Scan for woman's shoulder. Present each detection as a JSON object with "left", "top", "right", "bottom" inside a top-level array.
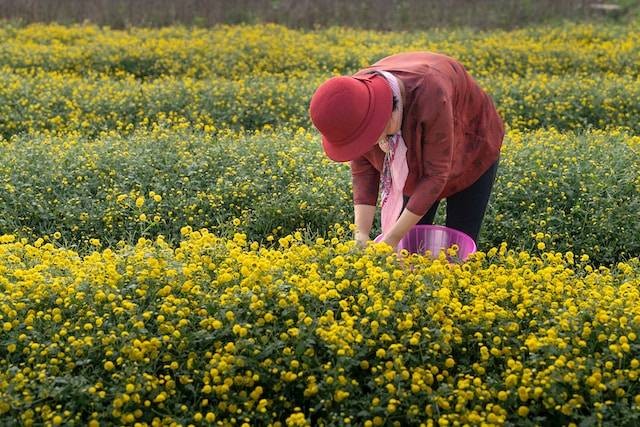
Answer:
[{"left": 360, "top": 52, "right": 458, "bottom": 91}]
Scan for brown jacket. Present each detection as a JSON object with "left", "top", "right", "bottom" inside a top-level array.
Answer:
[{"left": 351, "top": 52, "right": 504, "bottom": 216}]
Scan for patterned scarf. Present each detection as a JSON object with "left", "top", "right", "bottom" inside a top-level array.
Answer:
[{"left": 377, "top": 70, "right": 409, "bottom": 235}]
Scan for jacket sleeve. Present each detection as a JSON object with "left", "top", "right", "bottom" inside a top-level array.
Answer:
[
  {"left": 350, "top": 155, "right": 380, "bottom": 206},
  {"left": 404, "top": 80, "right": 454, "bottom": 216}
]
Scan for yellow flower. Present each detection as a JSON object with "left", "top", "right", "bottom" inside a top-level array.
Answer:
[
  {"left": 285, "top": 412, "right": 307, "bottom": 426},
  {"left": 335, "top": 390, "right": 350, "bottom": 402}
]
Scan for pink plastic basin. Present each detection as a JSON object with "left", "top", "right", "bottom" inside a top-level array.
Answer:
[{"left": 375, "top": 225, "right": 476, "bottom": 261}]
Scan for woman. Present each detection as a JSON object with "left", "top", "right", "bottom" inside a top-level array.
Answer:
[{"left": 309, "top": 51, "right": 504, "bottom": 249}]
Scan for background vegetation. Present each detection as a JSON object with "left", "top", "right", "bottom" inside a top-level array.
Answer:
[{"left": 0, "top": 0, "right": 638, "bottom": 30}]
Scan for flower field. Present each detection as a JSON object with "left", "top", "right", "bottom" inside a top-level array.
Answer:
[{"left": 0, "top": 21, "right": 639, "bottom": 426}]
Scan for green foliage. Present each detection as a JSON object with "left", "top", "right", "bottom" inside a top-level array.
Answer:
[
  {"left": 0, "top": 127, "right": 352, "bottom": 251},
  {"left": 0, "top": 127, "right": 637, "bottom": 265},
  {"left": 483, "top": 129, "right": 640, "bottom": 264}
]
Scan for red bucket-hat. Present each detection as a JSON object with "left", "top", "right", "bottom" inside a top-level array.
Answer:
[{"left": 309, "top": 73, "right": 392, "bottom": 162}]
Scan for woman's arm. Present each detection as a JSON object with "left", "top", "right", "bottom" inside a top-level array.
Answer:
[
  {"left": 350, "top": 155, "right": 380, "bottom": 245},
  {"left": 404, "top": 78, "right": 454, "bottom": 217},
  {"left": 383, "top": 77, "right": 454, "bottom": 248},
  {"left": 354, "top": 204, "right": 376, "bottom": 244},
  {"left": 382, "top": 208, "right": 422, "bottom": 248}
]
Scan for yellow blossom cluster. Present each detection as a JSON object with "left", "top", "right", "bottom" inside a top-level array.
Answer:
[
  {"left": 1, "top": 22, "right": 640, "bottom": 137},
  {"left": 0, "top": 228, "right": 638, "bottom": 425},
  {"left": 1, "top": 64, "right": 640, "bottom": 138},
  {"left": 0, "top": 22, "right": 638, "bottom": 78}
]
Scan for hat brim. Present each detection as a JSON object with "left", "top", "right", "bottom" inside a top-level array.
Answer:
[{"left": 321, "top": 75, "right": 392, "bottom": 162}]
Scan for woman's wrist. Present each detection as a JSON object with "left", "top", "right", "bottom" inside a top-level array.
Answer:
[
  {"left": 355, "top": 230, "right": 370, "bottom": 241},
  {"left": 382, "top": 209, "right": 422, "bottom": 249}
]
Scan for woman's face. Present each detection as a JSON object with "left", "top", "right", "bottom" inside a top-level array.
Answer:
[{"left": 377, "top": 109, "right": 402, "bottom": 153}]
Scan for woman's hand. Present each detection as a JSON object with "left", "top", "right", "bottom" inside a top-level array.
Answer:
[
  {"left": 355, "top": 231, "right": 370, "bottom": 248},
  {"left": 379, "top": 209, "right": 422, "bottom": 252},
  {"left": 381, "top": 234, "right": 401, "bottom": 250},
  {"left": 354, "top": 204, "right": 375, "bottom": 249}
]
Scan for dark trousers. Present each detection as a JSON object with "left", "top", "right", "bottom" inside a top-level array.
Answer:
[{"left": 402, "top": 159, "right": 499, "bottom": 242}]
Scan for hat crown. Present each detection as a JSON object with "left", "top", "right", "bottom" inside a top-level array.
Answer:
[
  {"left": 309, "top": 76, "right": 373, "bottom": 146},
  {"left": 309, "top": 73, "right": 392, "bottom": 162}
]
